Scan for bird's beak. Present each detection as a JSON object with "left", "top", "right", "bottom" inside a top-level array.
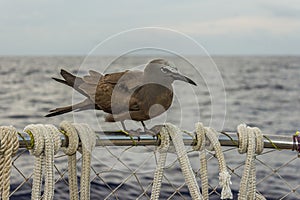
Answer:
[{"left": 172, "top": 73, "right": 197, "bottom": 86}]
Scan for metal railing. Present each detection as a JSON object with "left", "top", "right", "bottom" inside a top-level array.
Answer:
[
  {"left": 17, "top": 130, "right": 295, "bottom": 149},
  {"left": 6, "top": 130, "right": 300, "bottom": 199}
]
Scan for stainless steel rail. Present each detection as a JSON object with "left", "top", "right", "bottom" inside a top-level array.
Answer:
[{"left": 15, "top": 131, "right": 295, "bottom": 151}]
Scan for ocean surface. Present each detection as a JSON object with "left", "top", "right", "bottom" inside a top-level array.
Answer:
[{"left": 1, "top": 56, "right": 299, "bottom": 199}]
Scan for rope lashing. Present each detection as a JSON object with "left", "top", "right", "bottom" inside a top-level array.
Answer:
[
  {"left": 150, "top": 125, "right": 170, "bottom": 200},
  {"left": 60, "top": 121, "right": 96, "bottom": 200},
  {"left": 0, "top": 126, "right": 19, "bottom": 200},
  {"left": 237, "top": 124, "right": 265, "bottom": 200},
  {"left": 292, "top": 131, "right": 300, "bottom": 156},
  {"left": 24, "top": 124, "right": 61, "bottom": 200},
  {"left": 194, "top": 122, "right": 233, "bottom": 200},
  {"left": 152, "top": 123, "right": 203, "bottom": 200}
]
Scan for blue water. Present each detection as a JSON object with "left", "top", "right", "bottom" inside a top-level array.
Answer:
[{"left": 1, "top": 56, "right": 300, "bottom": 199}]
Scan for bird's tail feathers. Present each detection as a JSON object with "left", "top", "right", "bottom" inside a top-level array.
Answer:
[
  {"left": 45, "top": 99, "right": 95, "bottom": 117},
  {"left": 52, "top": 77, "right": 68, "bottom": 86},
  {"left": 60, "top": 69, "right": 82, "bottom": 87},
  {"left": 52, "top": 69, "right": 100, "bottom": 99},
  {"left": 45, "top": 105, "right": 73, "bottom": 117}
]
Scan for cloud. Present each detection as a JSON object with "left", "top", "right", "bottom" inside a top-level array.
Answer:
[
  {"left": 173, "top": 16, "right": 300, "bottom": 36},
  {"left": 1, "top": 1, "right": 300, "bottom": 55}
]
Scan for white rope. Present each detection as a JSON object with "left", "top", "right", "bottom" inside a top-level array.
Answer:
[
  {"left": 206, "top": 127, "right": 232, "bottom": 200},
  {"left": 44, "top": 124, "right": 62, "bottom": 199},
  {"left": 28, "top": 122, "right": 95, "bottom": 200},
  {"left": 237, "top": 124, "right": 266, "bottom": 200},
  {"left": 193, "top": 123, "right": 209, "bottom": 199},
  {"left": 0, "top": 122, "right": 272, "bottom": 200},
  {"left": 60, "top": 121, "right": 79, "bottom": 200},
  {"left": 150, "top": 126, "right": 170, "bottom": 200},
  {"left": 0, "top": 126, "right": 19, "bottom": 200},
  {"left": 27, "top": 125, "right": 43, "bottom": 200},
  {"left": 194, "top": 122, "right": 233, "bottom": 199},
  {"left": 60, "top": 121, "right": 96, "bottom": 200},
  {"left": 24, "top": 124, "right": 61, "bottom": 200},
  {"left": 164, "top": 123, "right": 203, "bottom": 200},
  {"left": 74, "top": 123, "right": 96, "bottom": 200}
]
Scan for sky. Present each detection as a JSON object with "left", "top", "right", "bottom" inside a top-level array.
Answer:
[{"left": 1, "top": 0, "right": 300, "bottom": 55}]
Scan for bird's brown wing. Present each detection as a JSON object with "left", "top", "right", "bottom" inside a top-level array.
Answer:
[
  {"left": 83, "top": 70, "right": 103, "bottom": 84},
  {"left": 92, "top": 70, "right": 144, "bottom": 114},
  {"left": 103, "top": 70, "right": 143, "bottom": 90},
  {"left": 77, "top": 70, "right": 103, "bottom": 106},
  {"left": 105, "top": 83, "right": 173, "bottom": 122}
]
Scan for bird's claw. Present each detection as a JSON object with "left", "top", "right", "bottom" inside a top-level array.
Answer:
[
  {"left": 121, "top": 128, "right": 142, "bottom": 143},
  {"left": 145, "top": 125, "right": 164, "bottom": 139},
  {"left": 144, "top": 129, "right": 158, "bottom": 137}
]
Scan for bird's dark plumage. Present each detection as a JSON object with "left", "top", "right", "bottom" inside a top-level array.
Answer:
[{"left": 45, "top": 59, "right": 197, "bottom": 123}]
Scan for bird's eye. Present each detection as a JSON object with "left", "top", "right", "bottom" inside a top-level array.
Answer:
[{"left": 161, "top": 67, "right": 168, "bottom": 73}]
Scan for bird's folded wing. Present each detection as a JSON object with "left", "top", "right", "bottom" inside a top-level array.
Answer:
[
  {"left": 101, "top": 70, "right": 142, "bottom": 89},
  {"left": 78, "top": 69, "right": 144, "bottom": 113},
  {"left": 78, "top": 70, "right": 103, "bottom": 102},
  {"left": 105, "top": 70, "right": 144, "bottom": 113},
  {"left": 83, "top": 70, "right": 103, "bottom": 84}
]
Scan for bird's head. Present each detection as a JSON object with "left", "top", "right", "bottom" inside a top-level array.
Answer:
[{"left": 144, "top": 58, "right": 197, "bottom": 86}]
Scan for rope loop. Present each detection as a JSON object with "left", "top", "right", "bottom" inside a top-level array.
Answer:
[
  {"left": 0, "top": 126, "right": 19, "bottom": 200},
  {"left": 150, "top": 126, "right": 170, "bottom": 200},
  {"left": 193, "top": 122, "right": 206, "bottom": 151},
  {"left": 194, "top": 123, "right": 233, "bottom": 199},
  {"left": 25, "top": 124, "right": 45, "bottom": 156},
  {"left": 44, "top": 124, "right": 62, "bottom": 155},
  {"left": 237, "top": 123, "right": 249, "bottom": 154},
  {"left": 157, "top": 126, "right": 170, "bottom": 153},
  {"left": 60, "top": 122, "right": 96, "bottom": 200},
  {"left": 165, "top": 123, "right": 203, "bottom": 200},
  {"left": 60, "top": 121, "right": 79, "bottom": 156},
  {"left": 74, "top": 123, "right": 96, "bottom": 154},
  {"left": 253, "top": 127, "right": 264, "bottom": 155},
  {"left": 152, "top": 123, "right": 203, "bottom": 200},
  {"left": 238, "top": 124, "right": 264, "bottom": 156},
  {"left": 24, "top": 124, "right": 62, "bottom": 200},
  {"left": 60, "top": 121, "right": 80, "bottom": 200},
  {"left": 194, "top": 123, "right": 209, "bottom": 199},
  {"left": 237, "top": 124, "right": 266, "bottom": 200},
  {"left": 74, "top": 123, "right": 96, "bottom": 200},
  {"left": 0, "top": 126, "right": 19, "bottom": 157}
]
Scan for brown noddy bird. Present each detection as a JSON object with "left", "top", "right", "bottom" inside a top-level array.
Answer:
[{"left": 45, "top": 59, "right": 197, "bottom": 131}]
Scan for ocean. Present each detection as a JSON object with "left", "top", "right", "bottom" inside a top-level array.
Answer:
[{"left": 1, "top": 56, "right": 299, "bottom": 199}]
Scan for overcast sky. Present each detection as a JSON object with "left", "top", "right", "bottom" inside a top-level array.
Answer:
[{"left": 1, "top": 0, "right": 300, "bottom": 55}]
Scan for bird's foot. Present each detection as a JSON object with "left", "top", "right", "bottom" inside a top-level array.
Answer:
[
  {"left": 145, "top": 125, "right": 164, "bottom": 139},
  {"left": 121, "top": 128, "right": 142, "bottom": 144}
]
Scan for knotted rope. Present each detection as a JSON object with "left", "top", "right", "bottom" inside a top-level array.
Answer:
[
  {"left": 193, "top": 123, "right": 209, "bottom": 199},
  {"left": 150, "top": 125, "right": 170, "bottom": 200},
  {"left": 151, "top": 123, "right": 202, "bottom": 200},
  {"left": 60, "top": 121, "right": 96, "bottom": 200},
  {"left": 194, "top": 122, "right": 233, "bottom": 199},
  {"left": 0, "top": 126, "right": 19, "bottom": 200},
  {"left": 60, "top": 121, "right": 79, "bottom": 200},
  {"left": 237, "top": 124, "right": 265, "bottom": 200},
  {"left": 24, "top": 124, "right": 61, "bottom": 200},
  {"left": 75, "top": 123, "right": 96, "bottom": 200}
]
